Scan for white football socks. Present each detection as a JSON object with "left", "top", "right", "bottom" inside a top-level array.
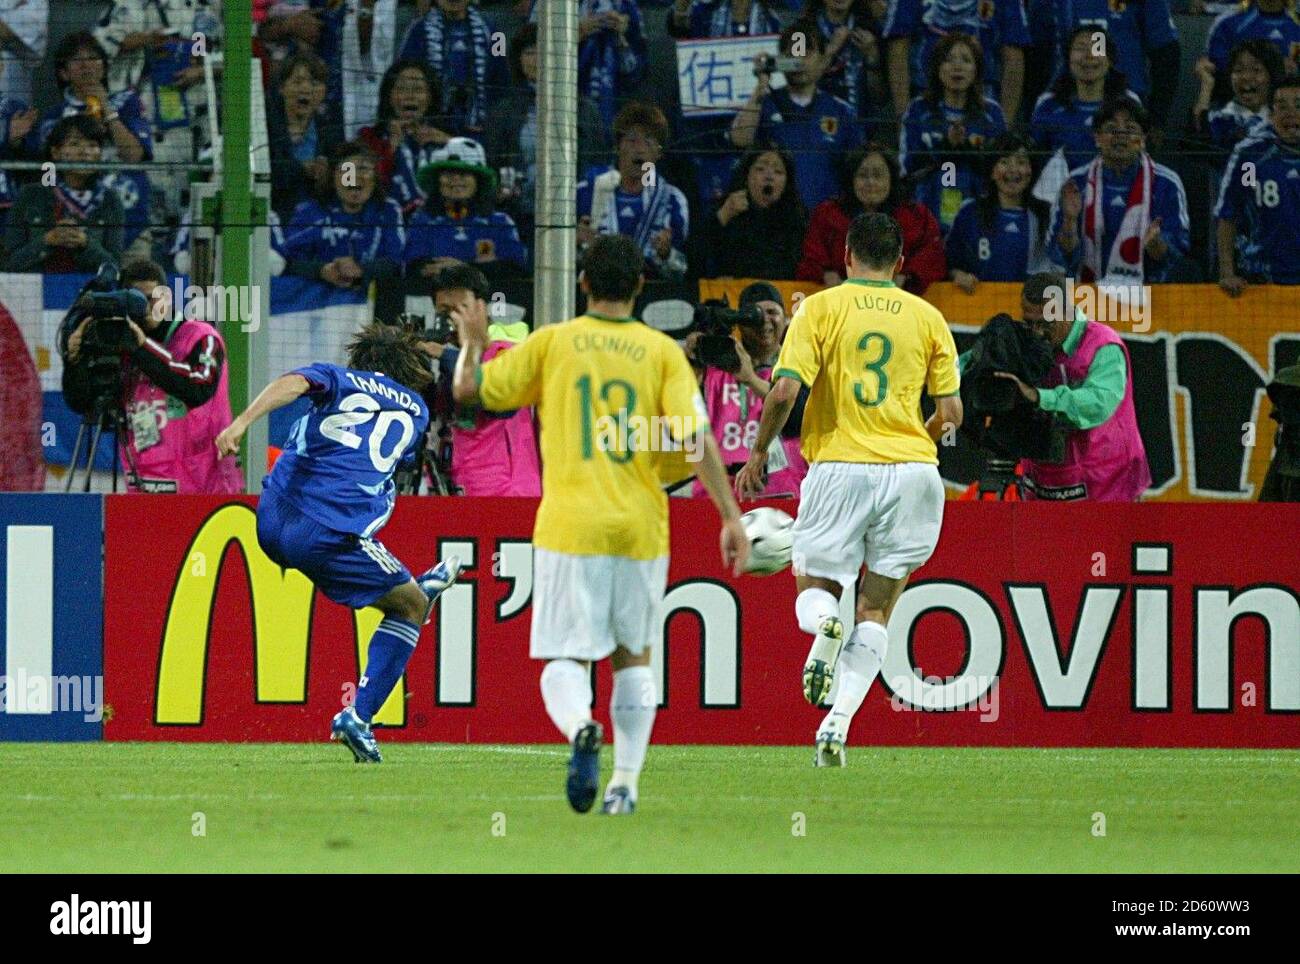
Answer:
[
  {"left": 795, "top": 587, "right": 839, "bottom": 634},
  {"left": 539, "top": 659, "right": 592, "bottom": 742},
  {"left": 608, "top": 666, "right": 656, "bottom": 799},
  {"left": 825, "top": 621, "right": 889, "bottom": 734}
]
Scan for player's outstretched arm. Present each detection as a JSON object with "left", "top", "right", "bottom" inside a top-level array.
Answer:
[
  {"left": 215, "top": 374, "right": 310, "bottom": 457},
  {"left": 735, "top": 375, "right": 800, "bottom": 500},
  {"left": 694, "top": 430, "right": 750, "bottom": 576}
]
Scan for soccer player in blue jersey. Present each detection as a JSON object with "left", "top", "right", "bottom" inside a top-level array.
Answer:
[
  {"left": 214, "top": 324, "right": 461, "bottom": 763},
  {"left": 1216, "top": 77, "right": 1300, "bottom": 293}
]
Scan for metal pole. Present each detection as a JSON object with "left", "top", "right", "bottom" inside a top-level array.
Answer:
[
  {"left": 534, "top": 0, "right": 578, "bottom": 328},
  {"left": 222, "top": 0, "right": 254, "bottom": 489}
]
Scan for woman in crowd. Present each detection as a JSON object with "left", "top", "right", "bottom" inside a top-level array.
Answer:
[
  {"left": 947, "top": 133, "right": 1052, "bottom": 291},
  {"left": 404, "top": 137, "right": 527, "bottom": 282},
  {"left": 43, "top": 32, "right": 153, "bottom": 255},
  {"left": 275, "top": 142, "right": 405, "bottom": 291},
  {"left": 797, "top": 144, "right": 945, "bottom": 293},
  {"left": 267, "top": 52, "right": 344, "bottom": 221},
  {"left": 899, "top": 33, "right": 1006, "bottom": 234},
  {"left": 1030, "top": 25, "right": 1138, "bottom": 176},
  {"left": 4, "top": 115, "right": 123, "bottom": 273},
  {"left": 358, "top": 60, "right": 451, "bottom": 217},
  {"left": 695, "top": 147, "right": 805, "bottom": 279},
  {"left": 482, "top": 23, "right": 607, "bottom": 241},
  {"left": 1194, "top": 39, "right": 1282, "bottom": 159},
  {"left": 401, "top": 0, "right": 511, "bottom": 137}
]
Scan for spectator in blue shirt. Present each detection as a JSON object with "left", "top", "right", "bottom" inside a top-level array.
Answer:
[
  {"left": 730, "top": 20, "right": 865, "bottom": 212},
  {"left": 405, "top": 136, "right": 527, "bottom": 283},
  {"left": 276, "top": 142, "right": 406, "bottom": 291},
  {"left": 268, "top": 51, "right": 344, "bottom": 221},
  {"left": 0, "top": 97, "right": 38, "bottom": 240},
  {"left": 1195, "top": 39, "right": 1281, "bottom": 160},
  {"left": 1047, "top": 97, "right": 1190, "bottom": 284},
  {"left": 1031, "top": 25, "right": 1139, "bottom": 176},
  {"left": 666, "top": 0, "right": 782, "bottom": 37},
  {"left": 401, "top": 0, "right": 511, "bottom": 137},
  {"left": 44, "top": 32, "right": 153, "bottom": 253},
  {"left": 804, "top": 0, "right": 887, "bottom": 122},
  {"left": 358, "top": 61, "right": 452, "bottom": 219},
  {"left": 947, "top": 132, "right": 1053, "bottom": 291},
  {"left": 884, "top": 0, "right": 1031, "bottom": 123},
  {"left": 1044, "top": 0, "right": 1179, "bottom": 137},
  {"left": 899, "top": 32, "right": 1007, "bottom": 233},
  {"left": 1204, "top": 0, "right": 1300, "bottom": 79},
  {"left": 529, "top": 0, "right": 648, "bottom": 129},
  {"left": 1216, "top": 78, "right": 1300, "bottom": 292},
  {"left": 578, "top": 101, "right": 692, "bottom": 280}
]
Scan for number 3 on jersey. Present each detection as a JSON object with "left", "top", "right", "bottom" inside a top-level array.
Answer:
[{"left": 853, "top": 331, "right": 892, "bottom": 407}]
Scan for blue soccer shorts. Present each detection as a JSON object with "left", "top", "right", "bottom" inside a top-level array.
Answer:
[{"left": 256, "top": 492, "right": 411, "bottom": 609}]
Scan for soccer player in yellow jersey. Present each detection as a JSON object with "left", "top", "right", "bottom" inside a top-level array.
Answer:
[
  {"left": 737, "top": 212, "right": 964, "bottom": 767},
  {"left": 451, "top": 235, "right": 749, "bottom": 814}
]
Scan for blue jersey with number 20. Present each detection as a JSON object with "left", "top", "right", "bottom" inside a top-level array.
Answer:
[{"left": 264, "top": 362, "right": 429, "bottom": 537}]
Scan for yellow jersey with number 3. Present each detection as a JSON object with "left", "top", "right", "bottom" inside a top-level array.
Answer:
[
  {"left": 773, "top": 278, "right": 960, "bottom": 465},
  {"left": 477, "top": 313, "right": 709, "bottom": 560}
]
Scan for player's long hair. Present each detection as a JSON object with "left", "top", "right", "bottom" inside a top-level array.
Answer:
[{"left": 347, "top": 323, "right": 434, "bottom": 393}]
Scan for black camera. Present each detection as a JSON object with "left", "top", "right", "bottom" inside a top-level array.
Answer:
[
  {"left": 692, "top": 301, "right": 764, "bottom": 371},
  {"left": 58, "top": 264, "right": 150, "bottom": 407},
  {"left": 397, "top": 311, "right": 456, "bottom": 346}
]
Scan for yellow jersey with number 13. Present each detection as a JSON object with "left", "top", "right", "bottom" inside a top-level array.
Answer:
[
  {"left": 773, "top": 278, "right": 960, "bottom": 465},
  {"left": 477, "top": 313, "right": 709, "bottom": 560}
]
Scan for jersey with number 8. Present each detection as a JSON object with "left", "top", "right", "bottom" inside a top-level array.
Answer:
[
  {"left": 773, "top": 278, "right": 960, "bottom": 464},
  {"left": 264, "top": 362, "right": 429, "bottom": 537}
]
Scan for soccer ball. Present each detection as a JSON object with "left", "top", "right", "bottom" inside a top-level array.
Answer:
[{"left": 740, "top": 507, "right": 794, "bottom": 576}]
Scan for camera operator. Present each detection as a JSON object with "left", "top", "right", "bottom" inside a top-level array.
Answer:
[
  {"left": 420, "top": 263, "right": 541, "bottom": 497},
  {"left": 987, "top": 272, "right": 1150, "bottom": 501},
  {"left": 685, "top": 282, "right": 808, "bottom": 498},
  {"left": 62, "top": 258, "right": 242, "bottom": 493}
]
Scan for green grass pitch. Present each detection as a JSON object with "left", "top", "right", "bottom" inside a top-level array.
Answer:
[{"left": 1, "top": 744, "right": 1297, "bottom": 873}]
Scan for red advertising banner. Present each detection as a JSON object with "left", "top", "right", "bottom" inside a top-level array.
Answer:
[{"left": 103, "top": 496, "right": 1300, "bottom": 747}]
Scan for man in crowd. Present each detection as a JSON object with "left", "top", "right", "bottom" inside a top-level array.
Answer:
[{"left": 1216, "top": 77, "right": 1300, "bottom": 293}]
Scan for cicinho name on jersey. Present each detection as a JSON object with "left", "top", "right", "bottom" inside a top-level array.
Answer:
[{"left": 571, "top": 331, "right": 648, "bottom": 362}]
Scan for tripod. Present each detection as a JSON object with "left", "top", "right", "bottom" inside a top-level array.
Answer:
[
  {"left": 973, "top": 457, "right": 1025, "bottom": 501},
  {"left": 63, "top": 395, "right": 140, "bottom": 493}
]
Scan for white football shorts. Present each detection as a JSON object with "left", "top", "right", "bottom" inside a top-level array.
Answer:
[
  {"left": 530, "top": 548, "right": 669, "bottom": 661},
  {"left": 792, "top": 461, "right": 945, "bottom": 584}
]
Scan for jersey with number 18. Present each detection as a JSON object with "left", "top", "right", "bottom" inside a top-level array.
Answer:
[
  {"left": 478, "top": 313, "right": 708, "bottom": 561},
  {"left": 774, "top": 278, "right": 961, "bottom": 464}
]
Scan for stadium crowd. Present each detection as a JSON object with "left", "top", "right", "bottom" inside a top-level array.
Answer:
[
  {"left": 2, "top": 0, "right": 1298, "bottom": 497},
  {"left": 0, "top": 0, "right": 1296, "bottom": 288}
]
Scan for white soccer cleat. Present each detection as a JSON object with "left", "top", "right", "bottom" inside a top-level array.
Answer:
[
  {"left": 802, "top": 616, "right": 844, "bottom": 706},
  {"left": 814, "top": 713, "right": 848, "bottom": 768}
]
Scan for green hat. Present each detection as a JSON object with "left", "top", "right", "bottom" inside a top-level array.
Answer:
[{"left": 417, "top": 136, "right": 498, "bottom": 200}]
